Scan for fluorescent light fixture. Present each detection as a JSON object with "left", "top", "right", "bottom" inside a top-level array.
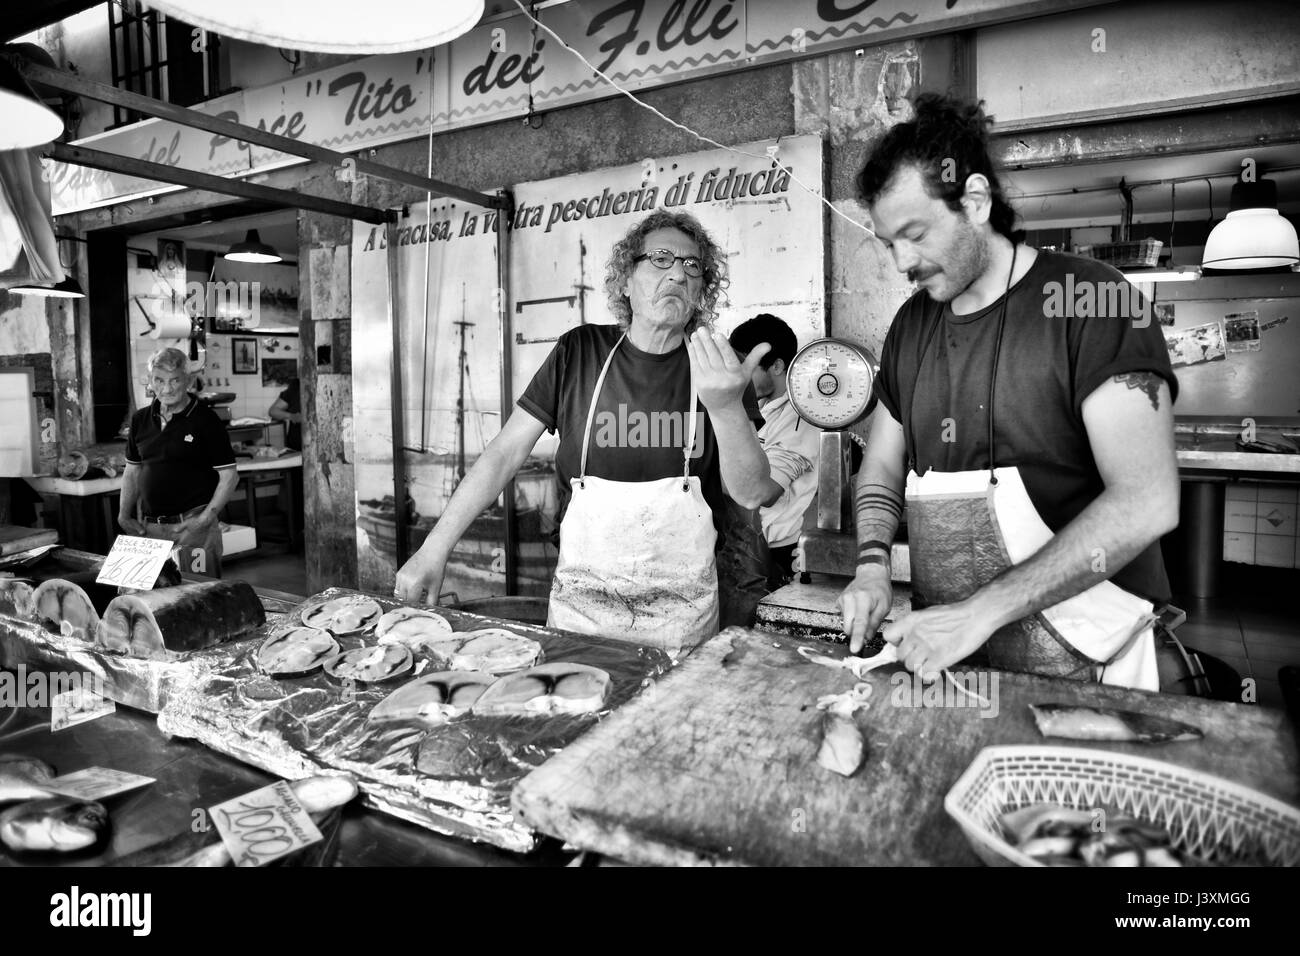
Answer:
[
  {"left": 0, "top": 58, "right": 63, "bottom": 149},
  {"left": 1203, "top": 179, "right": 1299, "bottom": 271},
  {"left": 147, "top": 0, "right": 483, "bottom": 54},
  {"left": 8, "top": 277, "right": 85, "bottom": 298},
  {"left": 224, "top": 229, "right": 281, "bottom": 264},
  {"left": 1121, "top": 266, "right": 1201, "bottom": 284}
]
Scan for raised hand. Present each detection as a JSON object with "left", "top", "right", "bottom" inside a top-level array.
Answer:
[{"left": 686, "top": 328, "right": 771, "bottom": 413}]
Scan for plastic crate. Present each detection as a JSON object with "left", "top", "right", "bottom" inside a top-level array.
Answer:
[
  {"left": 1075, "top": 238, "right": 1163, "bottom": 269},
  {"left": 944, "top": 745, "right": 1300, "bottom": 866}
]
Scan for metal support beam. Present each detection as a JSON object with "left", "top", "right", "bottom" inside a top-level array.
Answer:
[
  {"left": 387, "top": 220, "right": 411, "bottom": 571},
  {"left": 993, "top": 96, "right": 1300, "bottom": 170},
  {"left": 46, "top": 142, "right": 394, "bottom": 225},
  {"left": 496, "top": 189, "right": 517, "bottom": 595},
  {"left": 23, "top": 62, "right": 503, "bottom": 210}
]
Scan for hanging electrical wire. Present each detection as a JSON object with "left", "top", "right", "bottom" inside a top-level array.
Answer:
[{"left": 507, "top": 0, "right": 874, "bottom": 237}]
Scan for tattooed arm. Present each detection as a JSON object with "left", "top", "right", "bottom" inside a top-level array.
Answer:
[
  {"left": 838, "top": 405, "right": 909, "bottom": 650},
  {"left": 884, "top": 372, "right": 1179, "bottom": 678}
]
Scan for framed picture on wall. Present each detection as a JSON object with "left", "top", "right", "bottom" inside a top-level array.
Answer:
[{"left": 232, "top": 337, "right": 259, "bottom": 375}]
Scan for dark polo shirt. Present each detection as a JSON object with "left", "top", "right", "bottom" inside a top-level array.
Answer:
[{"left": 125, "top": 396, "right": 236, "bottom": 516}]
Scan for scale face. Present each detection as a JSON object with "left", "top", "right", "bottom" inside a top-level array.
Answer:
[{"left": 786, "top": 338, "right": 878, "bottom": 430}]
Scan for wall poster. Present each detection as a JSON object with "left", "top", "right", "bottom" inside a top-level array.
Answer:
[{"left": 351, "top": 134, "right": 826, "bottom": 601}]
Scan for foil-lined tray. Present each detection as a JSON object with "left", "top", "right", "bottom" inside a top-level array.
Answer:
[
  {"left": 157, "top": 587, "right": 673, "bottom": 853},
  {"left": 0, "top": 602, "right": 293, "bottom": 715}
]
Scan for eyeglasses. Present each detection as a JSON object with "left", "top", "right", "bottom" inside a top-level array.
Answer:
[{"left": 635, "top": 249, "right": 704, "bottom": 277}]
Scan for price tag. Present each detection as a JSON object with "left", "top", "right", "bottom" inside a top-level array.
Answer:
[
  {"left": 45, "top": 767, "right": 155, "bottom": 801},
  {"left": 51, "top": 688, "right": 115, "bottom": 732},
  {"left": 96, "top": 535, "right": 175, "bottom": 590},
  {"left": 209, "top": 781, "right": 322, "bottom": 867}
]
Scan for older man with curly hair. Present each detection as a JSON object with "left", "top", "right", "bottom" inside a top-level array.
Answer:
[{"left": 396, "top": 211, "right": 773, "bottom": 655}]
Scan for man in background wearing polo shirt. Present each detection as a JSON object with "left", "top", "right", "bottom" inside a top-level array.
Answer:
[
  {"left": 117, "top": 347, "right": 239, "bottom": 577},
  {"left": 730, "top": 314, "right": 822, "bottom": 591}
]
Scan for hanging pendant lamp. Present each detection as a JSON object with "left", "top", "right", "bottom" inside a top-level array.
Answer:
[
  {"left": 1203, "top": 178, "right": 1299, "bottom": 272},
  {"left": 224, "top": 229, "right": 282, "bottom": 264},
  {"left": 145, "top": 0, "right": 484, "bottom": 55},
  {"left": 0, "top": 57, "right": 63, "bottom": 150},
  {"left": 8, "top": 277, "right": 85, "bottom": 298}
]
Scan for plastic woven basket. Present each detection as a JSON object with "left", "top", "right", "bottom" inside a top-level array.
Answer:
[
  {"left": 944, "top": 746, "right": 1300, "bottom": 867},
  {"left": 1076, "top": 238, "right": 1162, "bottom": 269}
]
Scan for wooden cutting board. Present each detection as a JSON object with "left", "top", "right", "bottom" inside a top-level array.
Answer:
[{"left": 512, "top": 628, "right": 1300, "bottom": 866}]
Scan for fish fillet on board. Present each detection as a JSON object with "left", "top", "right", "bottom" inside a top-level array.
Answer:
[{"left": 97, "top": 581, "right": 265, "bottom": 661}]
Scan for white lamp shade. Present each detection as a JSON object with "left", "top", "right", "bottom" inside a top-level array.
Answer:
[
  {"left": 1202, "top": 207, "right": 1300, "bottom": 270},
  {"left": 147, "top": 0, "right": 484, "bottom": 54},
  {"left": 0, "top": 71, "right": 63, "bottom": 149}
]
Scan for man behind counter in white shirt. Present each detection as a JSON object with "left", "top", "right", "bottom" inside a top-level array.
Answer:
[{"left": 730, "top": 314, "right": 822, "bottom": 591}]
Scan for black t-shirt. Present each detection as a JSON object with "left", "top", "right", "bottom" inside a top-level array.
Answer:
[
  {"left": 280, "top": 378, "right": 302, "bottom": 451},
  {"left": 874, "top": 249, "right": 1179, "bottom": 603},
  {"left": 125, "top": 397, "right": 237, "bottom": 516},
  {"left": 518, "top": 324, "right": 764, "bottom": 544}
]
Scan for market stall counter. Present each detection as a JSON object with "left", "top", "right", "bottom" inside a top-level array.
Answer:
[{"left": 0, "top": 703, "right": 571, "bottom": 867}]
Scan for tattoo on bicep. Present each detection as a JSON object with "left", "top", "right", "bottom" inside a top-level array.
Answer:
[{"left": 1112, "top": 372, "right": 1162, "bottom": 411}]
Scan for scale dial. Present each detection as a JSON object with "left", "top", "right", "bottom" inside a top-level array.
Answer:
[{"left": 786, "top": 338, "right": 878, "bottom": 430}]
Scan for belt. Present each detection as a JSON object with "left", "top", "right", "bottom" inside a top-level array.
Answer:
[{"left": 143, "top": 513, "right": 188, "bottom": 525}]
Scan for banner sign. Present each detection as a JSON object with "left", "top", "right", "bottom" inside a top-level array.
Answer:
[
  {"left": 349, "top": 134, "right": 825, "bottom": 598},
  {"left": 49, "top": 0, "right": 1107, "bottom": 214}
]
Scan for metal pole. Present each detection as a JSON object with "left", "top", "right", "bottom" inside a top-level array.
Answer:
[
  {"left": 23, "top": 62, "right": 504, "bottom": 210},
  {"left": 496, "top": 189, "right": 517, "bottom": 595},
  {"left": 387, "top": 221, "right": 410, "bottom": 569},
  {"left": 47, "top": 142, "right": 394, "bottom": 225}
]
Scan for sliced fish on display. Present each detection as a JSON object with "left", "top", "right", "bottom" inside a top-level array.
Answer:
[
  {"left": 323, "top": 644, "right": 414, "bottom": 683},
  {"left": 301, "top": 596, "right": 382, "bottom": 634},
  {"left": 375, "top": 607, "right": 459, "bottom": 654},
  {"left": 258, "top": 628, "right": 340, "bottom": 678},
  {"left": 31, "top": 578, "right": 105, "bottom": 642},
  {"left": 449, "top": 629, "right": 542, "bottom": 674},
  {"left": 471, "top": 663, "right": 611, "bottom": 716},
  {"left": 369, "top": 670, "right": 497, "bottom": 725},
  {"left": 0, "top": 796, "right": 110, "bottom": 854},
  {"left": 1029, "top": 704, "right": 1204, "bottom": 743},
  {"left": 0, "top": 579, "right": 36, "bottom": 619},
  {"left": 97, "top": 580, "right": 266, "bottom": 660}
]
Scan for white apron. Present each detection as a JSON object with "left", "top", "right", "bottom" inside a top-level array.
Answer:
[
  {"left": 547, "top": 333, "right": 719, "bottom": 658},
  {"left": 902, "top": 246, "right": 1159, "bottom": 691}
]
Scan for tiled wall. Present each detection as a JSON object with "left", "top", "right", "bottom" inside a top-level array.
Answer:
[
  {"left": 202, "top": 334, "right": 301, "bottom": 423},
  {"left": 1224, "top": 483, "right": 1300, "bottom": 568},
  {"left": 126, "top": 266, "right": 301, "bottom": 437}
]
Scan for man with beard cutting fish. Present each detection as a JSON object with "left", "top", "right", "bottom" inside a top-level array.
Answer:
[
  {"left": 395, "top": 211, "right": 773, "bottom": 658},
  {"left": 838, "top": 95, "right": 1180, "bottom": 690}
]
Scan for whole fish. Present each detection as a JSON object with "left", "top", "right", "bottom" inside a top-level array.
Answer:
[
  {"left": 0, "top": 796, "right": 110, "bottom": 853},
  {"left": 1029, "top": 703, "right": 1203, "bottom": 743}
]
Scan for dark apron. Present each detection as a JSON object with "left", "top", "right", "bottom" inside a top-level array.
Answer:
[{"left": 902, "top": 248, "right": 1157, "bottom": 689}]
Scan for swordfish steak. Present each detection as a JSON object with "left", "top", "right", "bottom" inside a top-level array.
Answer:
[{"left": 97, "top": 580, "right": 265, "bottom": 661}]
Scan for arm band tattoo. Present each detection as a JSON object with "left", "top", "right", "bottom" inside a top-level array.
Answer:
[
  {"left": 1112, "top": 371, "right": 1162, "bottom": 411},
  {"left": 857, "top": 553, "right": 889, "bottom": 568},
  {"left": 858, "top": 539, "right": 892, "bottom": 556}
]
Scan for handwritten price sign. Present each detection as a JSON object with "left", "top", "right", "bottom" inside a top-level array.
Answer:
[
  {"left": 210, "top": 781, "right": 322, "bottom": 867},
  {"left": 95, "top": 535, "right": 175, "bottom": 590}
]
